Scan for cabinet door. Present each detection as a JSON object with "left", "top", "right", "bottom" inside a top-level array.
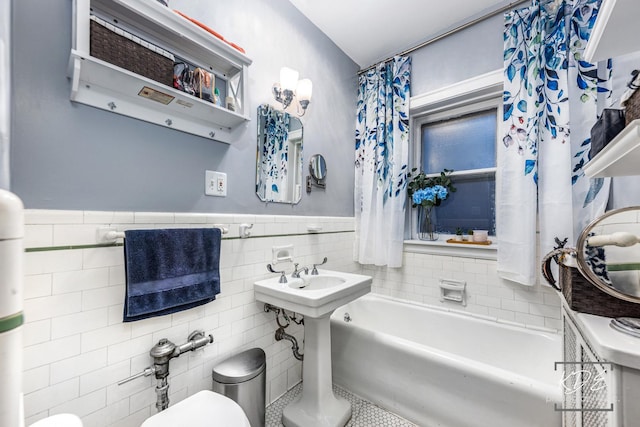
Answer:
[{"left": 562, "top": 311, "right": 619, "bottom": 427}]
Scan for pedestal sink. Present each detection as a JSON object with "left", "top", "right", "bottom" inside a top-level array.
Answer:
[{"left": 254, "top": 269, "right": 372, "bottom": 427}]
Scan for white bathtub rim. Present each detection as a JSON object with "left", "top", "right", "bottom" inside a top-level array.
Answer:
[
  {"left": 343, "top": 293, "right": 560, "bottom": 335},
  {"left": 332, "top": 318, "right": 562, "bottom": 403},
  {"left": 332, "top": 294, "right": 562, "bottom": 400}
]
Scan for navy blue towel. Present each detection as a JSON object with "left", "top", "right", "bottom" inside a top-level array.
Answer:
[{"left": 123, "top": 228, "right": 221, "bottom": 322}]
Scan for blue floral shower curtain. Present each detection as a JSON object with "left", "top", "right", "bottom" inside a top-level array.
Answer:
[
  {"left": 499, "top": 0, "right": 611, "bottom": 285},
  {"left": 354, "top": 56, "right": 411, "bottom": 267}
]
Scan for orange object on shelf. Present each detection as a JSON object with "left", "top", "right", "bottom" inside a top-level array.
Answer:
[
  {"left": 445, "top": 239, "right": 492, "bottom": 246},
  {"left": 226, "top": 41, "right": 246, "bottom": 54},
  {"left": 173, "top": 10, "right": 246, "bottom": 54}
]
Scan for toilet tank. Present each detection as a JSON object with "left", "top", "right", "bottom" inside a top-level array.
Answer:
[{"left": 0, "top": 189, "right": 24, "bottom": 427}]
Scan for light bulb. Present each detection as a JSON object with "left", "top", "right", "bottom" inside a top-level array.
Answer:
[
  {"left": 279, "top": 67, "right": 299, "bottom": 91},
  {"left": 296, "top": 79, "right": 312, "bottom": 102}
]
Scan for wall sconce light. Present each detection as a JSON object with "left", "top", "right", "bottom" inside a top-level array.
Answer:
[{"left": 272, "top": 67, "right": 312, "bottom": 116}]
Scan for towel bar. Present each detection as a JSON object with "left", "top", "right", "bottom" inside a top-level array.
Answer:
[{"left": 98, "top": 225, "right": 229, "bottom": 243}]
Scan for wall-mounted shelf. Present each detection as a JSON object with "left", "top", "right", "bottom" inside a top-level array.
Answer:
[
  {"left": 69, "top": 0, "right": 252, "bottom": 143},
  {"left": 583, "top": 0, "right": 640, "bottom": 63},
  {"left": 584, "top": 119, "right": 640, "bottom": 178}
]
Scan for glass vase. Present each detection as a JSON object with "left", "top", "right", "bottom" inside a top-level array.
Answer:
[{"left": 417, "top": 206, "right": 439, "bottom": 241}]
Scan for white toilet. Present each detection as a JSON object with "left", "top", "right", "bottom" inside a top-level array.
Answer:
[
  {"left": 29, "top": 414, "right": 83, "bottom": 427},
  {"left": 141, "top": 390, "right": 251, "bottom": 427}
]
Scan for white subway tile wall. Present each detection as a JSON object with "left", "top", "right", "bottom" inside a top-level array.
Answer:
[
  {"left": 364, "top": 251, "right": 561, "bottom": 331},
  {"left": 22, "top": 210, "right": 357, "bottom": 427},
  {"left": 21, "top": 210, "right": 561, "bottom": 426}
]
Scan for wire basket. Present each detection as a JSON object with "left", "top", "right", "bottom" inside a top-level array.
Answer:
[{"left": 89, "top": 16, "right": 173, "bottom": 87}]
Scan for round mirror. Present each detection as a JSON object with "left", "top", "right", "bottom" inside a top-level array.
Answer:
[
  {"left": 576, "top": 206, "right": 640, "bottom": 303},
  {"left": 309, "top": 154, "right": 327, "bottom": 181}
]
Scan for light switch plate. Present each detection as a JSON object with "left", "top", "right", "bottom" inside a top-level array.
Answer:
[{"left": 205, "top": 170, "right": 227, "bottom": 197}]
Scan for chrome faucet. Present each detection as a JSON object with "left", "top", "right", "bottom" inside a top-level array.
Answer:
[
  {"left": 311, "top": 257, "right": 328, "bottom": 275},
  {"left": 291, "top": 263, "right": 309, "bottom": 278},
  {"left": 267, "top": 264, "right": 288, "bottom": 283}
]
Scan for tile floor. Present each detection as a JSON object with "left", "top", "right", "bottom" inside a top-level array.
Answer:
[{"left": 266, "top": 383, "right": 417, "bottom": 427}]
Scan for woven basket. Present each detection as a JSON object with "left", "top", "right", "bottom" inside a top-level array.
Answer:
[
  {"left": 625, "top": 87, "right": 640, "bottom": 126},
  {"left": 560, "top": 264, "right": 640, "bottom": 318},
  {"left": 90, "top": 19, "right": 173, "bottom": 86}
]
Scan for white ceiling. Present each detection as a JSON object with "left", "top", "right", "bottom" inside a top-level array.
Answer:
[{"left": 288, "top": 0, "right": 513, "bottom": 69}]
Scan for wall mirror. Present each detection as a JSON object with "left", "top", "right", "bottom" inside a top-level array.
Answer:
[
  {"left": 576, "top": 206, "right": 640, "bottom": 303},
  {"left": 256, "top": 104, "right": 303, "bottom": 204},
  {"left": 306, "top": 154, "right": 326, "bottom": 193}
]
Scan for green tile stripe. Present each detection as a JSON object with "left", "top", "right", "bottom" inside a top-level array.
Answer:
[
  {"left": 0, "top": 312, "right": 24, "bottom": 333},
  {"left": 24, "top": 230, "right": 354, "bottom": 253},
  {"left": 607, "top": 263, "right": 640, "bottom": 272},
  {"left": 26, "top": 243, "right": 124, "bottom": 252}
]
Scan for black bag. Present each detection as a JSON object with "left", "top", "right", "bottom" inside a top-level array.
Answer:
[{"left": 589, "top": 108, "right": 625, "bottom": 159}]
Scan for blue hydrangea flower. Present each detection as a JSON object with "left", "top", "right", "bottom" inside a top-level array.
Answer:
[
  {"left": 412, "top": 184, "right": 450, "bottom": 207},
  {"left": 412, "top": 191, "right": 422, "bottom": 205},
  {"left": 434, "top": 185, "right": 448, "bottom": 200}
]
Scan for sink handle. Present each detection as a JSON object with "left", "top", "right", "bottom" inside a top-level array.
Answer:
[
  {"left": 311, "top": 257, "right": 328, "bottom": 275},
  {"left": 267, "top": 264, "right": 288, "bottom": 283}
]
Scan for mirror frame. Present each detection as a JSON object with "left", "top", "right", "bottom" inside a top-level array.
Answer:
[
  {"left": 576, "top": 206, "right": 640, "bottom": 304},
  {"left": 306, "top": 154, "right": 327, "bottom": 194},
  {"left": 309, "top": 154, "right": 327, "bottom": 181}
]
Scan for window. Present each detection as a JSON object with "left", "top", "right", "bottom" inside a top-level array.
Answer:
[{"left": 412, "top": 97, "right": 499, "bottom": 238}]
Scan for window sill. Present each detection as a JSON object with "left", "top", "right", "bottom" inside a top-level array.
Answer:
[{"left": 404, "top": 236, "right": 497, "bottom": 260}]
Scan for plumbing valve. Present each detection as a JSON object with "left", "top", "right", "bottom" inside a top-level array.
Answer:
[
  {"left": 117, "top": 330, "right": 214, "bottom": 412},
  {"left": 150, "top": 338, "right": 177, "bottom": 380}
]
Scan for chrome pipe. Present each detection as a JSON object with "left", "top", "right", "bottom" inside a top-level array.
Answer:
[
  {"left": 175, "top": 331, "right": 213, "bottom": 356},
  {"left": 275, "top": 327, "right": 304, "bottom": 361},
  {"left": 117, "top": 366, "right": 156, "bottom": 385},
  {"left": 155, "top": 377, "right": 170, "bottom": 411}
]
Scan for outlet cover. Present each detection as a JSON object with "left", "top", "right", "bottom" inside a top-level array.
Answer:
[{"left": 205, "top": 170, "right": 227, "bottom": 197}]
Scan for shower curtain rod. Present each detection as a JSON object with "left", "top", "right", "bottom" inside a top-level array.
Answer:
[{"left": 357, "top": 0, "right": 530, "bottom": 75}]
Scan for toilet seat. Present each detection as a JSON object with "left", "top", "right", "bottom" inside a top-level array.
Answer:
[
  {"left": 29, "top": 414, "right": 83, "bottom": 427},
  {"left": 141, "top": 390, "right": 251, "bottom": 427}
]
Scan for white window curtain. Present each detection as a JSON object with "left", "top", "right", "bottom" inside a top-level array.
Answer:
[
  {"left": 354, "top": 56, "right": 411, "bottom": 268},
  {"left": 499, "top": 0, "right": 611, "bottom": 286}
]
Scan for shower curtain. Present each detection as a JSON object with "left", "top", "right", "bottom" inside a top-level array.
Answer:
[
  {"left": 499, "top": 0, "right": 611, "bottom": 286},
  {"left": 354, "top": 56, "right": 411, "bottom": 268}
]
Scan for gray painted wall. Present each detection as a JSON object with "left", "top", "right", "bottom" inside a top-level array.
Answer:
[
  {"left": 10, "top": 0, "right": 358, "bottom": 215},
  {"left": 8, "top": 1, "right": 537, "bottom": 215},
  {"left": 410, "top": 13, "right": 504, "bottom": 95}
]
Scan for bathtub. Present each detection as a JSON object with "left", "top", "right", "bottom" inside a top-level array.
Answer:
[{"left": 331, "top": 294, "right": 562, "bottom": 427}]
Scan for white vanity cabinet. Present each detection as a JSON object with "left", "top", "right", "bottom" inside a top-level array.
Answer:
[
  {"left": 583, "top": 0, "right": 640, "bottom": 64},
  {"left": 561, "top": 304, "right": 640, "bottom": 427},
  {"left": 582, "top": 0, "right": 640, "bottom": 178},
  {"left": 69, "top": 0, "right": 252, "bottom": 143},
  {"left": 583, "top": 120, "right": 640, "bottom": 178}
]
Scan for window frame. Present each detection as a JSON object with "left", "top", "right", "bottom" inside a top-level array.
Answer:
[{"left": 405, "top": 70, "right": 503, "bottom": 259}]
